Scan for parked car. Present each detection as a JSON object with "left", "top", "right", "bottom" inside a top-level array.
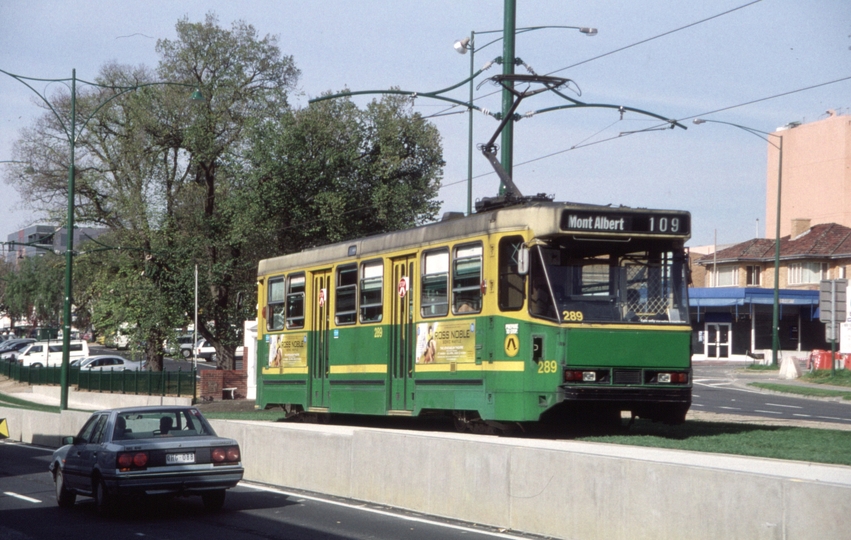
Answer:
[
  {"left": 164, "top": 334, "right": 196, "bottom": 358},
  {"left": 16, "top": 340, "right": 89, "bottom": 368},
  {"left": 49, "top": 406, "right": 243, "bottom": 513},
  {"left": 194, "top": 339, "right": 243, "bottom": 362},
  {"left": 0, "top": 338, "right": 37, "bottom": 361},
  {"left": 71, "top": 355, "right": 144, "bottom": 372}
]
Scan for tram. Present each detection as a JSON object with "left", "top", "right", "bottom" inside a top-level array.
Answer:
[{"left": 254, "top": 199, "right": 692, "bottom": 430}]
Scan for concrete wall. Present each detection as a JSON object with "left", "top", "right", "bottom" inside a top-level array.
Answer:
[
  {"left": 3, "top": 405, "right": 850, "bottom": 539},
  {"left": 30, "top": 385, "right": 192, "bottom": 410},
  {"left": 210, "top": 420, "right": 851, "bottom": 540}
]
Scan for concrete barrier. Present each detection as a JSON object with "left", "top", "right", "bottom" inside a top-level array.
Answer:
[
  {"left": 30, "top": 385, "right": 192, "bottom": 410},
  {"left": 212, "top": 420, "right": 851, "bottom": 540},
  {"left": 2, "top": 403, "right": 850, "bottom": 539}
]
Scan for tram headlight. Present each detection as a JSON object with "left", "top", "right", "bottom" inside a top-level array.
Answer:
[
  {"left": 659, "top": 373, "right": 672, "bottom": 383},
  {"left": 582, "top": 371, "right": 596, "bottom": 382}
]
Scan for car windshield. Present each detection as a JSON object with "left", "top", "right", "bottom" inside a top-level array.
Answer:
[{"left": 112, "top": 409, "right": 216, "bottom": 441}]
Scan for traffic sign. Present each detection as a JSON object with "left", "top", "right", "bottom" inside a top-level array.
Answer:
[{"left": 820, "top": 279, "right": 847, "bottom": 322}]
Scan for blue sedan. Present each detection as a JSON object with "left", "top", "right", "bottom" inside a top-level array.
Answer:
[{"left": 49, "top": 406, "right": 244, "bottom": 513}]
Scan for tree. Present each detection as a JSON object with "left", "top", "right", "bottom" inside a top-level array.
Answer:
[
  {"left": 4, "top": 13, "right": 443, "bottom": 373},
  {"left": 238, "top": 93, "right": 443, "bottom": 258},
  {"left": 2, "top": 254, "right": 64, "bottom": 330}
]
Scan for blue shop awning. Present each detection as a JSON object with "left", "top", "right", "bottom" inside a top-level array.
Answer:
[{"left": 689, "top": 287, "right": 819, "bottom": 308}]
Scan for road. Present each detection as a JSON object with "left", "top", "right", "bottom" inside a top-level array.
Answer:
[
  {"left": 691, "top": 363, "right": 851, "bottom": 428},
  {"left": 0, "top": 442, "right": 532, "bottom": 540}
]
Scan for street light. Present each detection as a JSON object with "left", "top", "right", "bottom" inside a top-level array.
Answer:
[
  {"left": 692, "top": 118, "right": 795, "bottom": 367},
  {"left": 0, "top": 67, "right": 203, "bottom": 409},
  {"left": 454, "top": 25, "right": 597, "bottom": 214}
]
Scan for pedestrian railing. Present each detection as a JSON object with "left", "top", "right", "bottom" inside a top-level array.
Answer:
[{"left": 0, "top": 359, "right": 196, "bottom": 398}]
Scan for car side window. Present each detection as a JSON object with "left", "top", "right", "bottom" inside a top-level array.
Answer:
[
  {"left": 76, "top": 416, "right": 100, "bottom": 442},
  {"left": 90, "top": 415, "right": 108, "bottom": 444}
]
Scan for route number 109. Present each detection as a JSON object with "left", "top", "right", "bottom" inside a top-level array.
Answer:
[{"left": 648, "top": 216, "right": 680, "bottom": 233}]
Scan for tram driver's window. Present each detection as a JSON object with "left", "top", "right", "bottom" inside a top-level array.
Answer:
[
  {"left": 498, "top": 236, "right": 525, "bottom": 311},
  {"left": 286, "top": 274, "right": 305, "bottom": 329},
  {"left": 336, "top": 264, "right": 357, "bottom": 325},
  {"left": 421, "top": 249, "right": 449, "bottom": 317},
  {"left": 452, "top": 243, "right": 482, "bottom": 314},
  {"left": 267, "top": 276, "right": 285, "bottom": 331},
  {"left": 360, "top": 261, "right": 383, "bottom": 323}
]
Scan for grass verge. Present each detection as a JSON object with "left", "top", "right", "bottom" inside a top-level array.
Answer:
[
  {"left": 802, "top": 369, "right": 851, "bottom": 388},
  {"left": 0, "top": 393, "right": 60, "bottom": 413},
  {"left": 748, "top": 382, "right": 851, "bottom": 400},
  {"left": 577, "top": 419, "right": 851, "bottom": 466}
]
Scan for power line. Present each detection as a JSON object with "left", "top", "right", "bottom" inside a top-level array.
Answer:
[
  {"left": 547, "top": 0, "right": 764, "bottom": 76},
  {"left": 438, "top": 74, "right": 851, "bottom": 193}
]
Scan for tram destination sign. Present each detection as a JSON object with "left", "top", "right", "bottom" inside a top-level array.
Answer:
[{"left": 560, "top": 209, "right": 690, "bottom": 236}]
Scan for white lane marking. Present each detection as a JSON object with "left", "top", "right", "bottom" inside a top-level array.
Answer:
[
  {"left": 754, "top": 410, "right": 783, "bottom": 415},
  {"left": 3, "top": 492, "right": 41, "bottom": 503},
  {"left": 239, "top": 482, "right": 530, "bottom": 539},
  {"left": 793, "top": 414, "right": 812, "bottom": 418},
  {"left": 719, "top": 406, "right": 741, "bottom": 411},
  {"left": 765, "top": 403, "right": 803, "bottom": 409},
  {"left": 692, "top": 403, "right": 704, "bottom": 407},
  {"left": 816, "top": 416, "right": 843, "bottom": 421}
]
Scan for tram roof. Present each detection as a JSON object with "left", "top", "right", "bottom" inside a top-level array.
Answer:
[{"left": 257, "top": 200, "right": 690, "bottom": 276}]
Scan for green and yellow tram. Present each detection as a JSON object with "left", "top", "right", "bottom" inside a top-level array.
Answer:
[{"left": 255, "top": 200, "right": 692, "bottom": 430}]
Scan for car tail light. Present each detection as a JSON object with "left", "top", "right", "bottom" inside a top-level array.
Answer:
[
  {"left": 117, "top": 451, "right": 148, "bottom": 470},
  {"left": 212, "top": 446, "right": 240, "bottom": 465}
]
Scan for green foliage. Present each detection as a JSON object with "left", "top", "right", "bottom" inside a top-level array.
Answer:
[
  {"left": 2, "top": 254, "right": 64, "bottom": 328},
  {"left": 3, "top": 12, "right": 444, "bottom": 372}
]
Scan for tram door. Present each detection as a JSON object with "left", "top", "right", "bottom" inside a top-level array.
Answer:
[
  {"left": 389, "top": 255, "right": 416, "bottom": 412},
  {"left": 705, "top": 323, "right": 731, "bottom": 359},
  {"left": 310, "top": 269, "right": 332, "bottom": 409}
]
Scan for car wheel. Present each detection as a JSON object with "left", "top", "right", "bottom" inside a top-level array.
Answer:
[
  {"left": 94, "top": 477, "right": 113, "bottom": 515},
  {"left": 182, "top": 348, "right": 192, "bottom": 358},
  {"left": 54, "top": 468, "right": 76, "bottom": 508},
  {"left": 209, "top": 353, "right": 217, "bottom": 363},
  {"left": 201, "top": 489, "right": 226, "bottom": 512}
]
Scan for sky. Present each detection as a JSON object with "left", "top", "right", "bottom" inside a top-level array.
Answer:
[{"left": 0, "top": 0, "right": 849, "bottom": 249}]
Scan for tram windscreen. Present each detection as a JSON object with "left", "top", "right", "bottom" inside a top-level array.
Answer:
[{"left": 528, "top": 239, "right": 688, "bottom": 324}]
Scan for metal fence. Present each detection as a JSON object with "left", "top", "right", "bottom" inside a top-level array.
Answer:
[{"left": 0, "top": 360, "right": 196, "bottom": 398}]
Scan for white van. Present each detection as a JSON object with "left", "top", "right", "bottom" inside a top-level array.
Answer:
[{"left": 17, "top": 340, "right": 90, "bottom": 368}]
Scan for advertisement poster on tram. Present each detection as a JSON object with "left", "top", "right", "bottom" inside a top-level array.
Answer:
[
  {"left": 263, "top": 333, "right": 308, "bottom": 373},
  {"left": 415, "top": 321, "right": 476, "bottom": 364}
]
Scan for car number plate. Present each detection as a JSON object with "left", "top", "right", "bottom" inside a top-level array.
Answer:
[{"left": 166, "top": 452, "right": 195, "bottom": 464}]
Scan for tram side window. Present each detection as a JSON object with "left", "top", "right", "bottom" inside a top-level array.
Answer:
[
  {"left": 452, "top": 244, "right": 482, "bottom": 314},
  {"left": 360, "top": 260, "right": 383, "bottom": 323},
  {"left": 498, "top": 236, "right": 525, "bottom": 311},
  {"left": 286, "top": 274, "right": 305, "bottom": 329},
  {"left": 421, "top": 249, "right": 449, "bottom": 317},
  {"left": 336, "top": 264, "right": 357, "bottom": 325},
  {"left": 267, "top": 276, "right": 286, "bottom": 331}
]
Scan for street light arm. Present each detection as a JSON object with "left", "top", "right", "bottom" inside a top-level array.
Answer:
[
  {"left": 308, "top": 66, "right": 502, "bottom": 119},
  {"left": 531, "top": 99, "right": 688, "bottom": 129},
  {"left": 692, "top": 118, "right": 780, "bottom": 150}
]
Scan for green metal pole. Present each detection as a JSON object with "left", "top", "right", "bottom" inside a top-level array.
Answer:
[
  {"left": 499, "top": 0, "right": 516, "bottom": 193},
  {"left": 60, "top": 69, "right": 76, "bottom": 411},
  {"left": 466, "top": 31, "right": 475, "bottom": 215},
  {"left": 771, "top": 136, "right": 782, "bottom": 367}
]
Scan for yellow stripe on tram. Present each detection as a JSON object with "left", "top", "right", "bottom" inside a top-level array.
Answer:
[{"left": 329, "top": 364, "right": 388, "bottom": 375}]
